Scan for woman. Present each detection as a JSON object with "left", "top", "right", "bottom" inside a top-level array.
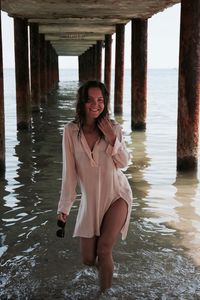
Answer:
[{"left": 57, "top": 80, "right": 133, "bottom": 292}]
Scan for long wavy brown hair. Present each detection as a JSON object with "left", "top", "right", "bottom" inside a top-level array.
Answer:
[{"left": 74, "top": 80, "right": 110, "bottom": 138}]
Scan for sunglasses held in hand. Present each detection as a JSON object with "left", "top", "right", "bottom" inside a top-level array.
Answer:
[{"left": 56, "top": 220, "right": 66, "bottom": 238}]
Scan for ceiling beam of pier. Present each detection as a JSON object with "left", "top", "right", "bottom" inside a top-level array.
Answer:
[{"left": 1, "top": 0, "right": 180, "bottom": 56}]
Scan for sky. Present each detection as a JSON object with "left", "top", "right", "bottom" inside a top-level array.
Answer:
[{"left": 1, "top": 3, "right": 180, "bottom": 69}]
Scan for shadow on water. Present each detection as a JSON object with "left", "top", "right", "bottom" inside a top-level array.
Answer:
[{"left": 1, "top": 79, "right": 200, "bottom": 299}]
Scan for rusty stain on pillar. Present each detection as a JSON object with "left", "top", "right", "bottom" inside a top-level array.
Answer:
[
  {"left": 131, "top": 19, "right": 148, "bottom": 131},
  {"left": 114, "top": 24, "right": 125, "bottom": 114},
  {"left": 177, "top": 0, "right": 200, "bottom": 172},
  {"left": 96, "top": 41, "right": 102, "bottom": 81},
  {"left": 14, "top": 18, "right": 31, "bottom": 130},
  {"left": 0, "top": 6, "right": 5, "bottom": 175},
  {"left": 104, "top": 34, "right": 112, "bottom": 94},
  {"left": 30, "top": 23, "right": 40, "bottom": 112}
]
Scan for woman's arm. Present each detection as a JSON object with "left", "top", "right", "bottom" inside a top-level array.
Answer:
[{"left": 57, "top": 124, "right": 77, "bottom": 216}]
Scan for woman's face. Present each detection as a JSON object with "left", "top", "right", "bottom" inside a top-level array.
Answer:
[{"left": 84, "top": 87, "right": 105, "bottom": 121}]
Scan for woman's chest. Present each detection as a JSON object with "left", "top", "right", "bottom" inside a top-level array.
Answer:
[{"left": 83, "top": 131, "right": 99, "bottom": 152}]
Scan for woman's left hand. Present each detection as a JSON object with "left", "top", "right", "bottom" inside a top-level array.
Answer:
[{"left": 98, "top": 117, "right": 116, "bottom": 146}]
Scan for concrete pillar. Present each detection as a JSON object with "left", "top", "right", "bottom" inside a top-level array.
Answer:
[
  {"left": 104, "top": 34, "right": 112, "bottom": 94},
  {"left": 54, "top": 49, "right": 59, "bottom": 84},
  {"left": 114, "top": 24, "right": 125, "bottom": 114},
  {"left": 0, "top": 6, "right": 5, "bottom": 175},
  {"left": 14, "top": 18, "right": 31, "bottom": 130},
  {"left": 79, "top": 52, "right": 84, "bottom": 82},
  {"left": 78, "top": 55, "right": 82, "bottom": 82},
  {"left": 89, "top": 47, "right": 94, "bottom": 80},
  {"left": 177, "top": 0, "right": 200, "bottom": 171},
  {"left": 39, "top": 34, "right": 47, "bottom": 102},
  {"left": 46, "top": 41, "right": 50, "bottom": 92},
  {"left": 131, "top": 19, "right": 148, "bottom": 130},
  {"left": 93, "top": 44, "right": 97, "bottom": 79},
  {"left": 56, "top": 53, "right": 60, "bottom": 82},
  {"left": 30, "top": 23, "right": 40, "bottom": 112},
  {"left": 96, "top": 40, "right": 102, "bottom": 81}
]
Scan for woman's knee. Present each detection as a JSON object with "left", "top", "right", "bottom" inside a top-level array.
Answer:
[
  {"left": 80, "top": 237, "right": 97, "bottom": 266},
  {"left": 82, "top": 254, "right": 96, "bottom": 266}
]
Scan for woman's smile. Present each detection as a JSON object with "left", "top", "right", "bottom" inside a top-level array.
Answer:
[{"left": 85, "top": 87, "right": 105, "bottom": 120}]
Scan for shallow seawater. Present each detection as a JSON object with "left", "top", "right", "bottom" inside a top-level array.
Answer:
[{"left": 1, "top": 69, "right": 200, "bottom": 299}]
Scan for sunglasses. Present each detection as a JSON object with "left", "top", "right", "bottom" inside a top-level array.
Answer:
[{"left": 56, "top": 220, "right": 66, "bottom": 238}]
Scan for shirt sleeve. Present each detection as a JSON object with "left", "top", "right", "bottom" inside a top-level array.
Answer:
[
  {"left": 57, "top": 124, "right": 77, "bottom": 215},
  {"left": 106, "top": 124, "right": 130, "bottom": 168}
]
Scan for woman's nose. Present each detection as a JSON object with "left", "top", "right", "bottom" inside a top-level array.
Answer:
[{"left": 90, "top": 99, "right": 98, "bottom": 106}]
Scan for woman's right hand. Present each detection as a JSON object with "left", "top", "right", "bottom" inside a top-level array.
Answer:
[{"left": 57, "top": 212, "right": 67, "bottom": 223}]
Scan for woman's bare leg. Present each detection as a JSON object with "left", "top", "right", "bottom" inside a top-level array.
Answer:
[
  {"left": 80, "top": 236, "right": 97, "bottom": 266},
  {"left": 97, "top": 198, "right": 128, "bottom": 292}
]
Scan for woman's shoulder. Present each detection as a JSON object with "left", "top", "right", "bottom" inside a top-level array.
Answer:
[{"left": 64, "top": 121, "right": 79, "bottom": 131}]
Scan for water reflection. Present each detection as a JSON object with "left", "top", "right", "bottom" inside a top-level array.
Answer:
[{"left": 172, "top": 173, "right": 200, "bottom": 265}]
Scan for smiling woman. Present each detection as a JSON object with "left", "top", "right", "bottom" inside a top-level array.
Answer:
[{"left": 57, "top": 80, "right": 133, "bottom": 293}]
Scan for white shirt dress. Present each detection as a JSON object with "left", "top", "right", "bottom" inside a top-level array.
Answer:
[{"left": 57, "top": 121, "right": 133, "bottom": 240}]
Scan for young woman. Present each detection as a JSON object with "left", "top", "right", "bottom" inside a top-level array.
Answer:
[{"left": 57, "top": 80, "right": 133, "bottom": 292}]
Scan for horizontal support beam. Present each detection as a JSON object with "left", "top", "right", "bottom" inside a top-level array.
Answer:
[
  {"left": 39, "top": 24, "right": 115, "bottom": 34},
  {"left": 51, "top": 40, "right": 97, "bottom": 46},
  {"left": 29, "top": 17, "right": 129, "bottom": 25},
  {"left": 53, "top": 45, "right": 91, "bottom": 52},
  {"left": 45, "top": 33, "right": 105, "bottom": 41}
]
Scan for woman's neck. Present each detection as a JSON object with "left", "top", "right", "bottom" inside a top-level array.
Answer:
[
  {"left": 84, "top": 120, "right": 96, "bottom": 129},
  {"left": 83, "top": 120, "right": 98, "bottom": 134}
]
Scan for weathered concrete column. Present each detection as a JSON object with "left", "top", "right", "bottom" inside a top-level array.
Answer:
[
  {"left": 104, "top": 34, "right": 112, "bottom": 94},
  {"left": 39, "top": 34, "right": 47, "bottom": 102},
  {"left": 14, "top": 18, "right": 31, "bottom": 130},
  {"left": 96, "top": 40, "right": 102, "bottom": 81},
  {"left": 0, "top": 6, "right": 5, "bottom": 175},
  {"left": 46, "top": 41, "right": 50, "bottom": 92},
  {"left": 114, "top": 24, "right": 125, "bottom": 114},
  {"left": 78, "top": 55, "right": 82, "bottom": 82},
  {"left": 30, "top": 23, "right": 40, "bottom": 112},
  {"left": 177, "top": 0, "right": 200, "bottom": 171},
  {"left": 92, "top": 45, "right": 97, "bottom": 79},
  {"left": 131, "top": 19, "right": 148, "bottom": 130},
  {"left": 53, "top": 49, "right": 59, "bottom": 84},
  {"left": 79, "top": 52, "right": 84, "bottom": 82},
  {"left": 89, "top": 47, "right": 94, "bottom": 80}
]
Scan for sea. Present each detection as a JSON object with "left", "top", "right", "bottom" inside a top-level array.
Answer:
[{"left": 1, "top": 68, "right": 200, "bottom": 299}]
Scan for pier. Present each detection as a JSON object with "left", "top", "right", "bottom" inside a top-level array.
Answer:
[{"left": 0, "top": 0, "right": 200, "bottom": 174}]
